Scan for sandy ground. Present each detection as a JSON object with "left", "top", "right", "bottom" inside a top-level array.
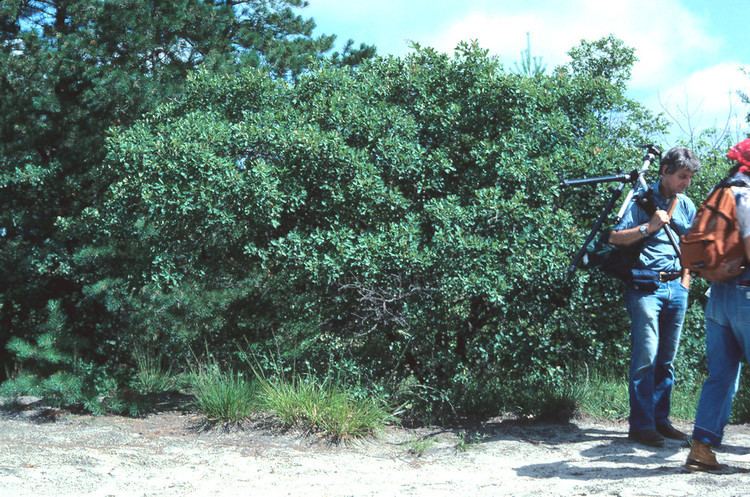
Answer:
[{"left": 2, "top": 399, "right": 750, "bottom": 497}]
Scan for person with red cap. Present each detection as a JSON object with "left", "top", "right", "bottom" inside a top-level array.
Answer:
[{"left": 685, "top": 137, "right": 750, "bottom": 471}]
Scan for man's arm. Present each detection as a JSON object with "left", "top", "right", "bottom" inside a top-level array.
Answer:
[{"left": 609, "top": 209, "right": 671, "bottom": 247}]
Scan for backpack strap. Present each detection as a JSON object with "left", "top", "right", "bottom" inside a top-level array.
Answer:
[
  {"left": 637, "top": 189, "right": 680, "bottom": 257},
  {"left": 720, "top": 174, "right": 750, "bottom": 189}
]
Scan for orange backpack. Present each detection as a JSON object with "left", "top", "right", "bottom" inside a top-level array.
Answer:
[{"left": 680, "top": 178, "right": 748, "bottom": 281}]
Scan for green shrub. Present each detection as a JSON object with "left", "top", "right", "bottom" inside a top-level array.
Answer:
[
  {"left": 12, "top": 36, "right": 735, "bottom": 423},
  {"left": 85, "top": 39, "right": 666, "bottom": 421}
]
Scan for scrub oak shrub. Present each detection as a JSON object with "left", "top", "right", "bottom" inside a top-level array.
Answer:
[{"left": 15, "top": 37, "right": 687, "bottom": 420}]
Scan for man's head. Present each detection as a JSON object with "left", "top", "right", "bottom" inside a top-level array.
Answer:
[
  {"left": 659, "top": 147, "right": 700, "bottom": 196},
  {"left": 659, "top": 147, "right": 701, "bottom": 176}
]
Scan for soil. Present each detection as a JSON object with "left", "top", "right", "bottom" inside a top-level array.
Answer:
[{"left": 2, "top": 397, "right": 750, "bottom": 497}]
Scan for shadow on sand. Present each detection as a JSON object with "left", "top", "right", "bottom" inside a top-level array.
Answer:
[
  {"left": 435, "top": 417, "right": 750, "bottom": 479},
  {"left": 0, "top": 392, "right": 193, "bottom": 424},
  {"left": 474, "top": 418, "right": 750, "bottom": 480}
]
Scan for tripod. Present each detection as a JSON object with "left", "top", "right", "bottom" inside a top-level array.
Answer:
[{"left": 562, "top": 145, "right": 680, "bottom": 275}]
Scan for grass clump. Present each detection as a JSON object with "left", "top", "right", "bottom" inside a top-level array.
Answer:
[
  {"left": 130, "top": 350, "right": 178, "bottom": 396},
  {"left": 190, "top": 362, "right": 257, "bottom": 426},
  {"left": 455, "top": 431, "right": 483, "bottom": 453},
  {"left": 406, "top": 436, "right": 436, "bottom": 457},
  {"left": 256, "top": 376, "right": 392, "bottom": 442},
  {"left": 573, "top": 372, "right": 630, "bottom": 420},
  {"left": 669, "top": 380, "right": 702, "bottom": 421},
  {"left": 187, "top": 356, "right": 391, "bottom": 440},
  {"left": 573, "top": 372, "right": 701, "bottom": 422}
]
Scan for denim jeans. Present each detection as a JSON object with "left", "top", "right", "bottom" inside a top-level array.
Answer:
[
  {"left": 693, "top": 276, "right": 750, "bottom": 446},
  {"left": 625, "top": 278, "right": 689, "bottom": 432}
]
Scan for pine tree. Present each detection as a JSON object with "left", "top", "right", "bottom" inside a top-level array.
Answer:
[{"left": 0, "top": 0, "right": 374, "bottom": 392}]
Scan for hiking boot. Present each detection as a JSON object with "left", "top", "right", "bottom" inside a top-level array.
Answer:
[
  {"left": 656, "top": 421, "right": 688, "bottom": 441},
  {"left": 685, "top": 440, "right": 721, "bottom": 472},
  {"left": 628, "top": 429, "right": 665, "bottom": 447}
]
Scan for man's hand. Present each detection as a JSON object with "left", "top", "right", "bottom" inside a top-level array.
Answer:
[
  {"left": 680, "top": 269, "right": 691, "bottom": 289},
  {"left": 719, "top": 257, "right": 746, "bottom": 279},
  {"left": 647, "top": 210, "right": 670, "bottom": 234},
  {"left": 609, "top": 207, "right": 674, "bottom": 247}
]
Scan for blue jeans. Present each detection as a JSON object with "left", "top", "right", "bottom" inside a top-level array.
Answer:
[
  {"left": 693, "top": 276, "right": 750, "bottom": 446},
  {"left": 625, "top": 278, "right": 689, "bottom": 432}
]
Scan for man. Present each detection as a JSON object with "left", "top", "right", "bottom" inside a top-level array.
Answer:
[
  {"left": 685, "top": 138, "right": 750, "bottom": 471},
  {"left": 609, "top": 147, "right": 700, "bottom": 447}
]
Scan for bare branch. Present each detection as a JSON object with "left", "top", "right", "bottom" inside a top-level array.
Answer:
[{"left": 337, "top": 274, "right": 434, "bottom": 337}]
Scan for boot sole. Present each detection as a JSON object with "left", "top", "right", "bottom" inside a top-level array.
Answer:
[
  {"left": 627, "top": 435, "right": 664, "bottom": 447},
  {"left": 685, "top": 459, "right": 722, "bottom": 473}
]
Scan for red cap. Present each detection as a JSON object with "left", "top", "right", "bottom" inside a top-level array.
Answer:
[{"left": 727, "top": 138, "right": 750, "bottom": 174}]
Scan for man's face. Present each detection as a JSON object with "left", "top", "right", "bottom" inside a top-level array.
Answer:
[{"left": 661, "top": 168, "right": 694, "bottom": 196}]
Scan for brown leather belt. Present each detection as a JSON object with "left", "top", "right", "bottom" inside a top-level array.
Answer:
[{"left": 659, "top": 272, "right": 682, "bottom": 282}]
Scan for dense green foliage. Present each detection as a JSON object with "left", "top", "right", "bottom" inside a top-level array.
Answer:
[
  {"left": 0, "top": 0, "right": 373, "bottom": 409},
  {"left": 2, "top": 2, "right": 748, "bottom": 423},
  {"left": 19, "top": 34, "right": 669, "bottom": 417}
]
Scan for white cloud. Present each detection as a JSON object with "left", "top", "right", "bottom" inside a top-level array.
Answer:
[
  {"left": 654, "top": 63, "right": 750, "bottom": 138},
  {"left": 305, "top": 0, "right": 747, "bottom": 140},
  {"left": 425, "top": 0, "right": 722, "bottom": 90}
]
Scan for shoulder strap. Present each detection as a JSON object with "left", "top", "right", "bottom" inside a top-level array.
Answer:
[
  {"left": 665, "top": 196, "right": 680, "bottom": 258},
  {"left": 631, "top": 190, "right": 680, "bottom": 258},
  {"left": 719, "top": 174, "right": 750, "bottom": 189}
]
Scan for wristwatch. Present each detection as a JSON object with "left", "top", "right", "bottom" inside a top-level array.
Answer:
[{"left": 639, "top": 224, "right": 649, "bottom": 237}]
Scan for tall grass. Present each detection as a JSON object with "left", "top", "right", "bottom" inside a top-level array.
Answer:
[
  {"left": 190, "top": 362, "right": 257, "bottom": 425},
  {"left": 670, "top": 380, "right": 702, "bottom": 422},
  {"left": 130, "top": 350, "right": 178, "bottom": 395},
  {"left": 573, "top": 372, "right": 630, "bottom": 420},
  {"left": 188, "top": 357, "right": 392, "bottom": 440},
  {"left": 256, "top": 376, "right": 393, "bottom": 442},
  {"left": 572, "top": 372, "right": 702, "bottom": 422}
]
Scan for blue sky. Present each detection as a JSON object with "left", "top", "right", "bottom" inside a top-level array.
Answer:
[{"left": 304, "top": 0, "right": 750, "bottom": 144}]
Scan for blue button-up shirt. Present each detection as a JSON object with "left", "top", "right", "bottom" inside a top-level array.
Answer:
[{"left": 613, "top": 180, "right": 696, "bottom": 272}]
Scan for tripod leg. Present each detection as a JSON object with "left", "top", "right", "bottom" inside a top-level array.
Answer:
[{"left": 568, "top": 182, "right": 627, "bottom": 274}]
